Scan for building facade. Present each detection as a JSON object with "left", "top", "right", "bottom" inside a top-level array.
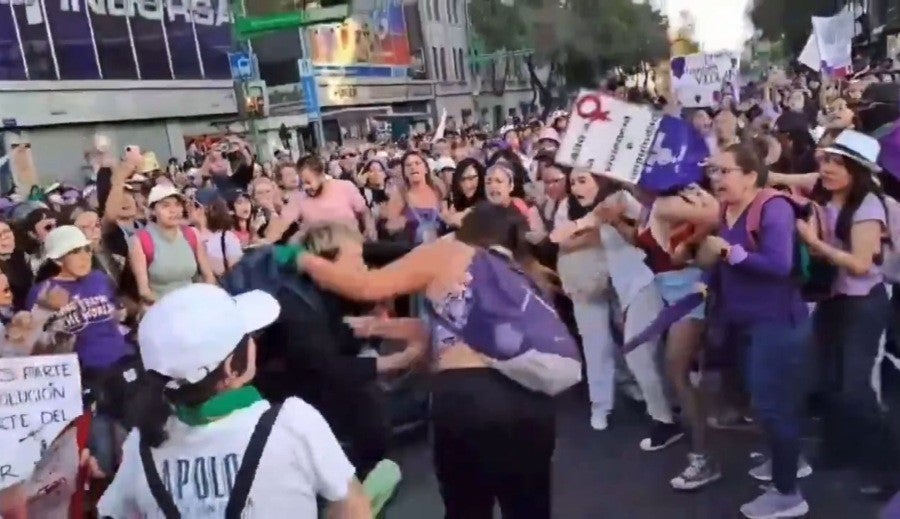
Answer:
[
  {"left": 262, "top": 0, "right": 435, "bottom": 149},
  {"left": 417, "top": 0, "right": 535, "bottom": 130},
  {"left": 0, "top": 0, "right": 244, "bottom": 185},
  {"left": 0, "top": 0, "right": 438, "bottom": 184}
]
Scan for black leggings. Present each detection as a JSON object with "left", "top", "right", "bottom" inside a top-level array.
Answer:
[{"left": 431, "top": 369, "right": 555, "bottom": 519}]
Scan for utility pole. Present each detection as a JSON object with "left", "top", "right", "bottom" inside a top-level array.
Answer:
[
  {"left": 230, "top": 1, "right": 349, "bottom": 155},
  {"left": 231, "top": 0, "right": 263, "bottom": 154},
  {"left": 298, "top": 29, "right": 327, "bottom": 152}
]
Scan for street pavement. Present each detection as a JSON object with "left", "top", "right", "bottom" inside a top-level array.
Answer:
[{"left": 383, "top": 387, "right": 884, "bottom": 519}]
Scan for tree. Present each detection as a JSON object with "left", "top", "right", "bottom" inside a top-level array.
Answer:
[
  {"left": 749, "top": 0, "right": 842, "bottom": 58},
  {"left": 468, "top": 0, "right": 670, "bottom": 115}
]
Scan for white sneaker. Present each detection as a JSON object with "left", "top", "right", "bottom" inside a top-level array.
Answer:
[
  {"left": 590, "top": 405, "right": 609, "bottom": 431},
  {"left": 748, "top": 457, "right": 813, "bottom": 482}
]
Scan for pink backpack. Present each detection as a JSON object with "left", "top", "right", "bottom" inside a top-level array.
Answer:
[
  {"left": 742, "top": 187, "right": 830, "bottom": 250},
  {"left": 136, "top": 226, "right": 200, "bottom": 266}
]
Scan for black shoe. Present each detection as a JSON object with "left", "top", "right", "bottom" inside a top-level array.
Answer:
[{"left": 640, "top": 420, "right": 684, "bottom": 451}]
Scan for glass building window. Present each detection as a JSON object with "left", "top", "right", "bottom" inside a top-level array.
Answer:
[
  {"left": 2, "top": 0, "right": 232, "bottom": 81},
  {"left": 0, "top": 5, "right": 27, "bottom": 80},
  {"left": 12, "top": 1, "right": 56, "bottom": 80},
  {"left": 130, "top": 2, "right": 173, "bottom": 80},
  {"left": 195, "top": 9, "right": 232, "bottom": 80},
  {"left": 47, "top": 2, "right": 100, "bottom": 79},
  {"left": 164, "top": 3, "right": 204, "bottom": 79},
  {"left": 90, "top": 5, "right": 140, "bottom": 80}
]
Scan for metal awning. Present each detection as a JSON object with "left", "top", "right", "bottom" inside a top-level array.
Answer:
[{"left": 372, "top": 112, "right": 431, "bottom": 119}]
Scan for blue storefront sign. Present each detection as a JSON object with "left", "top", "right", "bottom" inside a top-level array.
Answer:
[
  {"left": 228, "top": 51, "right": 254, "bottom": 80},
  {"left": 298, "top": 58, "right": 320, "bottom": 121},
  {"left": 0, "top": 0, "right": 233, "bottom": 81}
]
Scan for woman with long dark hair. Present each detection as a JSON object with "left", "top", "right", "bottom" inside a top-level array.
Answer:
[
  {"left": 301, "top": 202, "right": 569, "bottom": 519},
  {"left": 96, "top": 284, "right": 371, "bottom": 518},
  {"left": 440, "top": 158, "right": 485, "bottom": 229},
  {"left": 383, "top": 150, "right": 443, "bottom": 244},
  {"left": 799, "top": 130, "right": 900, "bottom": 499},
  {"left": 0, "top": 218, "right": 33, "bottom": 311}
]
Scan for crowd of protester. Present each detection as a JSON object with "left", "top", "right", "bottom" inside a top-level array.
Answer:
[{"left": 4, "top": 64, "right": 900, "bottom": 519}]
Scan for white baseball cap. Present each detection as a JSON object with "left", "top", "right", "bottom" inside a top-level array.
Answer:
[
  {"left": 147, "top": 184, "right": 185, "bottom": 206},
  {"left": 138, "top": 284, "right": 281, "bottom": 386},
  {"left": 434, "top": 156, "right": 456, "bottom": 172},
  {"left": 45, "top": 225, "right": 91, "bottom": 260}
]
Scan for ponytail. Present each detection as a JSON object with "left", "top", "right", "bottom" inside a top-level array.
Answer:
[
  {"left": 125, "top": 339, "right": 251, "bottom": 448},
  {"left": 126, "top": 371, "right": 172, "bottom": 448}
]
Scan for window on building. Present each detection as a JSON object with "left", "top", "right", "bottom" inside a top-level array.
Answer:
[
  {"left": 452, "top": 48, "right": 459, "bottom": 80},
  {"left": 87, "top": 13, "right": 138, "bottom": 79},
  {"left": 439, "top": 47, "right": 448, "bottom": 82},
  {"left": 459, "top": 49, "right": 466, "bottom": 81},
  {"left": 447, "top": 0, "right": 453, "bottom": 23},
  {"left": 432, "top": 46, "right": 440, "bottom": 80},
  {"left": 433, "top": 0, "right": 441, "bottom": 21},
  {"left": 425, "top": 0, "right": 433, "bottom": 20},
  {"left": 0, "top": 8, "right": 26, "bottom": 79},
  {"left": 453, "top": 0, "right": 460, "bottom": 24}
]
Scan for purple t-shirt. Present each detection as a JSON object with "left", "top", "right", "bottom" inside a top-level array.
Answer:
[
  {"left": 826, "top": 192, "right": 887, "bottom": 296},
  {"left": 712, "top": 197, "right": 809, "bottom": 327},
  {"left": 27, "top": 270, "right": 130, "bottom": 369}
]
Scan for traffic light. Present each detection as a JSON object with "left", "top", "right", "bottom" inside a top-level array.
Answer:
[{"left": 236, "top": 80, "right": 269, "bottom": 119}]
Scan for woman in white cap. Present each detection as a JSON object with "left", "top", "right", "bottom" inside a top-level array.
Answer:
[
  {"left": 97, "top": 284, "right": 372, "bottom": 518},
  {"left": 25, "top": 225, "right": 136, "bottom": 474},
  {"left": 130, "top": 184, "right": 215, "bottom": 304},
  {"left": 798, "top": 129, "right": 900, "bottom": 498}
]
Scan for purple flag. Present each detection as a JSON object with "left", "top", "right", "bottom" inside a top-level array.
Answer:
[
  {"left": 622, "top": 292, "right": 705, "bottom": 353},
  {"left": 638, "top": 115, "right": 710, "bottom": 194}
]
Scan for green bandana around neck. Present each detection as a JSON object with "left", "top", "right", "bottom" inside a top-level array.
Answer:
[{"left": 175, "top": 385, "right": 264, "bottom": 426}]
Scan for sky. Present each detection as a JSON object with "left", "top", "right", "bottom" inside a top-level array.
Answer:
[{"left": 662, "top": 0, "right": 755, "bottom": 52}]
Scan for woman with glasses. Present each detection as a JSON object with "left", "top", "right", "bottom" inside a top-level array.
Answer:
[
  {"left": 703, "top": 143, "right": 811, "bottom": 518},
  {"left": 440, "top": 158, "right": 485, "bottom": 230}
]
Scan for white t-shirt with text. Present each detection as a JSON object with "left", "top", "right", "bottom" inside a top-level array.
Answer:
[{"left": 97, "top": 398, "right": 355, "bottom": 518}]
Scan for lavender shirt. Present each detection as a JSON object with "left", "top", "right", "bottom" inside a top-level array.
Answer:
[
  {"left": 711, "top": 197, "right": 809, "bottom": 327},
  {"left": 826, "top": 193, "right": 887, "bottom": 296},
  {"left": 27, "top": 270, "right": 131, "bottom": 369}
]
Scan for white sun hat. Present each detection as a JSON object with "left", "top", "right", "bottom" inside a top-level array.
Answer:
[
  {"left": 819, "top": 129, "right": 882, "bottom": 172},
  {"left": 138, "top": 284, "right": 281, "bottom": 386},
  {"left": 44, "top": 225, "right": 91, "bottom": 260}
]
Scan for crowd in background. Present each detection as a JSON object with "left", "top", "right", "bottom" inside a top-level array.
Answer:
[{"left": 3, "top": 62, "right": 900, "bottom": 519}]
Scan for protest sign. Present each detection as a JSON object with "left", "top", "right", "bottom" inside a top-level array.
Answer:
[
  {"left": 0, "top": 354, "right": 82, "bottom": 491},
  {"left": 555, "top": 92, "right": 662, "bottom": 184},
  {"left": 556, "top": 91, "right": 709, "bottom": 192},
  {"left": 812, "top": 9, "right": 853, "bottom": 76},
  {"left": 24, "top": 424, "right": 81, "bottom": 519},
  {"left": 670, "top": 51, "right": 740, "bottom": 108}
]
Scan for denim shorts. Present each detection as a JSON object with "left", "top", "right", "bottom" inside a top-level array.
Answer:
[{"left": 655, "top": 267, "right": 705, "bottom": 321}]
